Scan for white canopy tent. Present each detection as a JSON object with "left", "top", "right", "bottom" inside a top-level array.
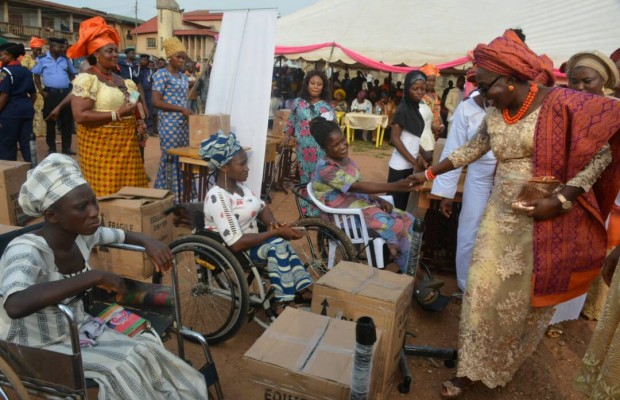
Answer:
[{"left": 275, "top": 0, "right": 620, "bottom": 71}]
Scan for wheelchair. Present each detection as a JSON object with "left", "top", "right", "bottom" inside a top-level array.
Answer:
[
  {"left": 0, "top": 223, "right": 223, "bottom": 400},
  {"left": 154, "top": 202, "right": 357, "bottom": 344}
]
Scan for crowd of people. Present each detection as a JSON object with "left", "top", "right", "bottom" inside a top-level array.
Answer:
[
  {"left": 0, "top": 19, "right": 210, "bottom": 203},
  {"left": 0, "top": 12, "right": 617, "bottom": 400}
]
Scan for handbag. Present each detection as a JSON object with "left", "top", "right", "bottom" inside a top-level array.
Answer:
[{"left": 511, "top": 176, "right": 562, "bottom": 214}]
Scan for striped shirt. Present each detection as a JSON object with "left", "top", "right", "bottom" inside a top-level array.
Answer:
[{"left": 0, "top": 227, "right": 125, "bottom": 346}]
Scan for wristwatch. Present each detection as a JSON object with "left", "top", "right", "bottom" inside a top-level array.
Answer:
[{"left": 556, "top": 193, "right": 573, "bottom": 211}]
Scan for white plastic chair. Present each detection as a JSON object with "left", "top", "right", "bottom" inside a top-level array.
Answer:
[{"left": 306, "top": 182, "right": 390, "bottom": 269}]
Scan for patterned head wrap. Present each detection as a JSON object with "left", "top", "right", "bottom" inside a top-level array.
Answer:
[
  {"left": 473, "top": 29, "right": 556, "bottom": 86},
  {"left": 163, "top": 37, "right": 186, "bottom": 59},
  {"left": 67, "top": 17, "right": 120, "bottom": 59},
  {"left": 29, "top": 37, "right": 46, "bottom": 49},
  {"left": 420, "top": 64, "right": 440, "bottom": 77},
  {"left": 566, "top": 50, "right": 619, "bottom": 89},
  {"left": 19, "top": 154, "right": 88, "bottom": 217},
  {"left": 198, "top": 131, "right": 243, "bottom": 171}
]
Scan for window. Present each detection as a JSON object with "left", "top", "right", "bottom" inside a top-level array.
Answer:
[
  {"left": 126, "top": 30, "right": 132, "bottom": 40},
  {"left": 147, "top": 38, "right": 157, "bottom": 49}
]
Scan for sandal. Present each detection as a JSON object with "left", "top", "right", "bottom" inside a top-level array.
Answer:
[
  {"left": 545, "top": 324, "right": 563, "bottom": 338},
  {"left": 441, "top": 377, "right": 474, "bottom": 398}
]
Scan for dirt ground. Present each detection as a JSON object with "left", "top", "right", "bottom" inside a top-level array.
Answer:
[{"left": 31, "top": 136, "right": 594, "bottom": 399}]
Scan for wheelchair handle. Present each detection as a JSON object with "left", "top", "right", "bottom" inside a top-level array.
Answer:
[{"left": 103, "top": 243, "right": 146, "bottom": 252}]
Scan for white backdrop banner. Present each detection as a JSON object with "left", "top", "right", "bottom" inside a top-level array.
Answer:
[{"left": 205, "top": 9, "right": 277, "bottom": 196}]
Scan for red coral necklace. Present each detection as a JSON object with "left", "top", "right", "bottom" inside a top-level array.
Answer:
[
  {"left": 502, "top": 83, "right": 538, "bottom": 124},
  {"left": 93, "top": 65, "right": 114, "bottom": 83}
]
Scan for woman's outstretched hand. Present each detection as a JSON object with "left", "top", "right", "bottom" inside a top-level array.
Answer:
[{"left": 181, "top": 108, "right": 194, "bottom": 118}]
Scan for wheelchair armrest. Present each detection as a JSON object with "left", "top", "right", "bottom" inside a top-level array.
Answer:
[
  {"left": 56, "top": 304, "right": 85, "bottom": 384},
  {"left": 101, "top": 243, "right": 146, "bottom": 252}
]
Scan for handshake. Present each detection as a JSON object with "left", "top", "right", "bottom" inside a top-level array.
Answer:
[{"left": 394, "top": 173, "right": 428, "bottom": 192}]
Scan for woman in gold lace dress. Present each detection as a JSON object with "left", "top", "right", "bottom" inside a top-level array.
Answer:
[
  {"left": 410, "top": 31, "right": 620, "bottom": 398},
  {"left": 67, "top": 17, "right": 147, "bottom": 196}
]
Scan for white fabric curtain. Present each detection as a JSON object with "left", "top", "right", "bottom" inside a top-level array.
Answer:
[{"left": 205, "top": 9, "right": 277, "bottom": 196}]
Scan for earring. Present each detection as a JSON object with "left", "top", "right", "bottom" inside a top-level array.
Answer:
[{"left": 508, "top": 85, "right": 514, "bottom": 92}]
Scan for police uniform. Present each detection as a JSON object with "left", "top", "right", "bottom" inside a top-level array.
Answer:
[{"left": 0, "top": 61, "right": 35, "bottom": 161}]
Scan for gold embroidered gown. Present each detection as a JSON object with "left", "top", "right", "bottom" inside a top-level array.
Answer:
[{"left": 447, "top": 106, "right": 611, "bottom": 388}]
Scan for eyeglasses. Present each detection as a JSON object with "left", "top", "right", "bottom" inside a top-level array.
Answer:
[{"left": 478, "top": 75, "right": 503, "bottom": 96}]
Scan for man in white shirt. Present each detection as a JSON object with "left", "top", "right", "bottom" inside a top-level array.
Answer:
[
  {"left": 350, "top": 90, "right": 373, "bottom": 141},
  {"left": 444, "top": 76, "right": 465, "bottom": 123},
  {"left": 430, "top": 91, "right": 496, "bottom": 291}
]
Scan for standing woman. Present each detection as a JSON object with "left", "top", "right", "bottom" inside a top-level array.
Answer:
[
  {"left": 420, "top": 64, "right": 445, "bottom": 138},
  {"left": 408, "top": 31, "right": 620, "bottom": 397},
  {"left": 387, "top": 70, "right": 434, "bottom": 210},
  {"left": 21, "top": 37, "right": 46, "bottom": 139},
  {"left": 0, "top": 43, "right": 35, "bottom": 162},
  {"left": 563, "top": 50, "right": 620, "bottom": 323},
  {"left": 152, "top": 37, "right": 193, "bottom": 203},
  {"left": 68, "top": 17, "right": 147, "bottom": 196},
  {"left": 285, "top": 70, "right": 334, "bottom": 216}
]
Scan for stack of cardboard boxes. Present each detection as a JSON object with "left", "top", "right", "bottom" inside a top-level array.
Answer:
[
  {"left": 244, "top": 261, "right": 415, "bottom": 399},
  {"left": 89, "top": 187, "right": 175, "bottom": 280}
]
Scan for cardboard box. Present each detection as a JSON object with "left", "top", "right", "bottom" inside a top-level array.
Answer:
[
  {"left": 244, "top": 308, "right": 383, "bottom": 400},
  {"left": 189, "top": 114, "right": 231, "bottom": 148},
  {"left": 0, "top": 161, "right": 31, "bottom": 226},
  {"left": 271, "top": 109, "right": 290, "bottom": 137},
  {"left": 90, "top": 187, "right": 174, "bottom": 279},
  {"left": 310, "top": 262, "right": 414, "bottom": 399}
]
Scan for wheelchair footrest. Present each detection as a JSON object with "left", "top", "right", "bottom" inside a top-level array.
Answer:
[{"left": 199, "top": 362, "right": 219, "bottom": 386}]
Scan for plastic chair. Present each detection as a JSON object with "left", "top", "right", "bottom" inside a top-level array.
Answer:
[{"left": 306, "top": 182, "right": 388, "bottom": 269}]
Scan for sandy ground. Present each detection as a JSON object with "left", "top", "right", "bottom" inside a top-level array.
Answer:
[{"left": 27, "top": 135, "right": 594, "bottom": 399}]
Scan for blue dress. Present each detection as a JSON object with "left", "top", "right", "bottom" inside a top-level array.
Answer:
[{"left": 152, "top": 68, "right": 189, "bottom": 202}]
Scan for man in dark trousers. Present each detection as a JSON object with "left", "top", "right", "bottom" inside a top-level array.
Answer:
[{"left": 32, "top": 37, "right": 76, "bottom": 155}]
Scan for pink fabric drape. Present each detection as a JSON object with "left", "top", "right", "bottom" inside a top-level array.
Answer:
[{"left": 275, "top": 42, "right": 567, "bottom": 78}]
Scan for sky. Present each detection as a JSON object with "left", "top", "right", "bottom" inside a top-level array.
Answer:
[{"left": 54, "top": 0, "right": 319, "bottom": 21}]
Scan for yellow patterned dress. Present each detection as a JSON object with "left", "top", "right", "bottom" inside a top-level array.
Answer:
[
  {"left": 447, "top": 106, "right": 611, "bottom": 388},
  {"left": 72, "top": 73, "right": 147, "bottom": 196}
]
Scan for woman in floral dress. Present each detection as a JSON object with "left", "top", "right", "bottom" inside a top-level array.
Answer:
[{"left": 286, "top": 70, "right": 335, "bottom": 216}]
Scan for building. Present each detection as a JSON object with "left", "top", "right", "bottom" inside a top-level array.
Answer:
[
  {"left": 0, "top": 0, "right": 142, "bottom": 50},
  {"left": 132, "top": 0, "right": 222, "bottom": 62}
]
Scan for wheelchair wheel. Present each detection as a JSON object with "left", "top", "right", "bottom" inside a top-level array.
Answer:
[
  {"left": 0, "top": 356, "right": 29, "bottom": 400},
  {"left": 160, "top": 235, "right": 250, "bottom": 344},
  {"left": 291, "top": 218, "right": 357, "bottom": 278}
]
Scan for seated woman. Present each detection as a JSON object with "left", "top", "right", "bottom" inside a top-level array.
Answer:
[
  {"left": 199, "top": 132, "right": 312, "bottom": 312},
  {"left": 309, "top": 117, "right": 417, "bottom": 273},
  {"left": 0, "top": 154, "right": 208, "bottom": 400}
]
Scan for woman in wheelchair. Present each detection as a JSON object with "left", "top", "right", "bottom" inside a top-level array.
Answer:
[
  {"left": 0, "top": 154, "right": 208, "bottom": 399},
  {"left": 310, "top": 116, "right": 417, "bottom": 273},
  {"left": 199, "top": 132, "right": 313, "bottom": 313}
]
